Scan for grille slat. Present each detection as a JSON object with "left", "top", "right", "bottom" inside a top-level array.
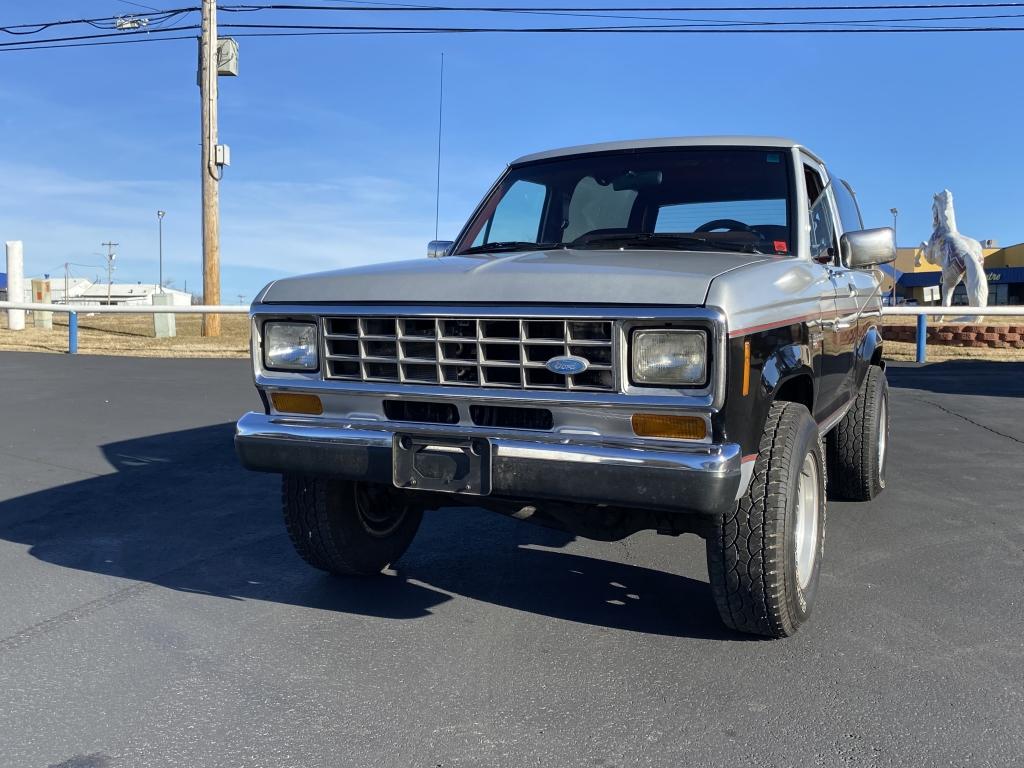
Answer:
[{"left": 323, "top": 315, "right": 615, "bottom": 392}]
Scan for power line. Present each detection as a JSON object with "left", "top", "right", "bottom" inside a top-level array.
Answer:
[
  {"left": 219, "top": 10, "right": 1024, "bottom": 29},
  {"left": 226, "top": 1, "right": 1024, "bottom": 9},
  {"left": 0, "top": 34, "right": 197, "bottom": 53},
  {"left": 225, "top": 23, "right": 1024, "bottom": 31},
  {"left": 222, "top": 4, "right": 1024, "bottom": 27},
  {"left": 0, "top": 7, "right": 197, "bottom": 35},
  {"left": 3, "top": 22, "right": 1024, "bottom": 51},
  {"left": 5, "top": 2, "right": 1024, "bottom": 35},
  {"left": 3, "top": 1, "right": 1024, "bottom": 52},
  {"left": 0, "top": 26, "right": 200, "bottom": 49},
  {"left": 115, "top": 0, "right": 165, "bottom": 10}
]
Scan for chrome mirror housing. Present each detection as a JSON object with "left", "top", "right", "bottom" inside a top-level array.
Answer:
[
  {"left": 427, "top": 240, "right": 454, "bottom": 259},
  {"left": 841, "top": 227, "right": 896, "bottom": 268}
]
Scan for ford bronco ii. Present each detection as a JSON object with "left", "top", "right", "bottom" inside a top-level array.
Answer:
[{"left": 236, "top": 137, "right": 896, "bottom": 638}]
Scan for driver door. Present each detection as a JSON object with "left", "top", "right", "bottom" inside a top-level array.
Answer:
[{"left": 804, "top": 160, "right": 845, "bottom": 423}]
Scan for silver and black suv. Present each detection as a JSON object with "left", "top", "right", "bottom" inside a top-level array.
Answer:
[{"left": 236, "top": 136, "right": 896, "bottom": 638}]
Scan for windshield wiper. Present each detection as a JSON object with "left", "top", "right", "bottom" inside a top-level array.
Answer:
[
  {"left": 573, "top": 232, "right": 764, "bottom": 254},
  {"left": 458, "top": 241, "right": 565, "bottom": 255}
]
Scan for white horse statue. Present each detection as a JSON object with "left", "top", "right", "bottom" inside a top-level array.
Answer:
[{"left": 916, "top": 189, "right": 988, "bottom": 309}]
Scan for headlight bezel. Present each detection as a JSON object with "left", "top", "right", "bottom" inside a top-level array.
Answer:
[
  {"left": 262, "top": 320, "right": 320, "bottom": 373},
  {"left": 629, "top": 327, "right": 709, "bottom": 388}
]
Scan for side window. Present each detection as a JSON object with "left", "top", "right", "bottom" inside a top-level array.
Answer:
[
  {"left": 804, "top": 164, "right": 838, "bottom": 263},
  {"left": 475, "top": 180, "right": 547, "bottom": 246},
  {"left": 562, "top": 176, "right": 638, "bottom": 243},
  {"left": 833, "top": 179, "right": 864, "bottom": 234}
]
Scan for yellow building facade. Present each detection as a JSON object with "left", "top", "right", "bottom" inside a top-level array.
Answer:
[{"left": 887, "top": 243, "right": 1024, "bottom": 305}]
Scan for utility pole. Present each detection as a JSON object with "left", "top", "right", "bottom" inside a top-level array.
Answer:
[
  {"left": 102, "top": 241, "right": 118, "bottom": 306},
  {"left": 200, "top": 0, "right": 221, "bottom": 335},
  {"left": 64, "top": 262, "right": 69, "bottom": 305}
]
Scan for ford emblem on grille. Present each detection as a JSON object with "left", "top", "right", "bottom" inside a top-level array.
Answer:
[{"left": 545, "top": 355, "right": 590, "bottom": 376}]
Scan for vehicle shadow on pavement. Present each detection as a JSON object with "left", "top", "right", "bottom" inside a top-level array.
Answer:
[
  {"left": 0, "top": 423, "right": 742, "bottom": 641},
  {"left": 886, "top": 360, "right": 1024, "bottom": 397}
]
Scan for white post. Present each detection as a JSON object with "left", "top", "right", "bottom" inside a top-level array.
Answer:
[
  {"left": 5, "top": 241, "right": 25, "bottom": 331},
  {"left": 152, "top": 291, "right": 177, "bottom": 338},
  {"left": 31, "top": 278, "right": 53, "bottom": 330}
]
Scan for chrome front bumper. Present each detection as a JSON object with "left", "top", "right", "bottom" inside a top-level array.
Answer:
[{"left": 234, "top": 412, "right": 743, "bottom": 515}]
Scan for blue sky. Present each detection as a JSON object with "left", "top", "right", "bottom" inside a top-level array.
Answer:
[{"left": 2, "top": 2, "right": 1023, "bottom": 302}]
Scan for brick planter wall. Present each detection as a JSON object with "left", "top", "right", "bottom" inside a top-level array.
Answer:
[{"left": 883, "top": 324, "right": 1024, "bottom": 349}]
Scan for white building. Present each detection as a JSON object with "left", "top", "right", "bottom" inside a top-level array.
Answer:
[{"left": 24, "top": 278, "right": 192, "bottom": 307}]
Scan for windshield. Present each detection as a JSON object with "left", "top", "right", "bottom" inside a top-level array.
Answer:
[{"left": 455, "top": 147, "right": 795, "bottom": 256}]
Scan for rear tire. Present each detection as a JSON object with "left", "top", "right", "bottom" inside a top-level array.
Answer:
[
  {"left": 826, "top": 365, "right": 889, "bottom": 501},
  {"left": 282, "top": 476, "right": 423, "bottom": 576},
  {"left": 706, "top": 401, "right": 826, "bottom": 638}
]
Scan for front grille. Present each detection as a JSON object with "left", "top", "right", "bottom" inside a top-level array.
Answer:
[{"left": 322, "top": 315, "right": 615, "bottom": 392}]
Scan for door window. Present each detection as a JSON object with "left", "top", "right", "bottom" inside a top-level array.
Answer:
[
  {"left": 833, "top": 179, "right": 864, "bottom": 234},
  {"left": 805, "top": 165, "right": 838, "bottom": 263}
]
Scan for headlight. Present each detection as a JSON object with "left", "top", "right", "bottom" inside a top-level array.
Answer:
[
  {"left": 263, "top": 321, "right": 318, "bottom": 371},
  {"left": 632, "top": 329, "right": 707, "bottom": 386}
]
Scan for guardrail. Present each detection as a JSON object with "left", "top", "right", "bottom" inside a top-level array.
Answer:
[
  {"left": 0, "top": 301, "right": 248, "bottom": 354},
  {"left": 882, "top": 306, "right": 1024, "bottom": 363}
]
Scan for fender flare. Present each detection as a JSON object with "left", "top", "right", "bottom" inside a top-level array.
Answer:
[
  {"left": 731, "top": 341, "right": 814, "bottom": 502},
  {"left": 855, "top": 325, "right": 885, "bottom": 389},
  {"left": 760, "top": 342, "right": 815, "bottom": 405}
]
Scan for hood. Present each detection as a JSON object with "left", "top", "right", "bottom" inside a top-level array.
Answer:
[{"left": 258, "top": 249, "right": 770, "bottom": 306}]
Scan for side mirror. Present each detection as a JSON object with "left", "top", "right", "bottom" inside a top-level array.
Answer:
[
  {"left": 840, "top": 227, "right": 896, "bottom": 268},
  {"left": 427, "top": 240, "right": 454, "bottom": 259}
]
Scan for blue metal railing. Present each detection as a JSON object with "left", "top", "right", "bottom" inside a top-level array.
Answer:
[
  {"left": 3, "top": 302, "right": 1022, "bottom": 363},
  {"left": 1, "top": 301, "right": 248, "bottom": 354}
]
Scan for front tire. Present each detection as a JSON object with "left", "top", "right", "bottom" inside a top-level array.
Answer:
[
  {"left": 706, "top": 401, "right": 826, "bottom": 638},
  {"left": 826, "top": 365, "right": 889, "bottom": 501},
  {"left": 282, "top": 476, "right": 423, "bottom": 576}
]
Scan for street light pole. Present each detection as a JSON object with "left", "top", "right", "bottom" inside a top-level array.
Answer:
[
  {"left": 889, "top": 207, "right": 899, "bottom": 306},
  {"left": 157, "top": 210, "right": 166, "bottom": 293},
  {"left": 101, "top": 241, "right": 118, "bottom": 306}
]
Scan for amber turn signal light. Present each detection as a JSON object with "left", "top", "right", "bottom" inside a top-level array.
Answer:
[
  {"left": 271, "top": 392, "right": 323, "bottom": 415},
  {"left": 631, "top": 413, "right": 707, "bottom": 440}
]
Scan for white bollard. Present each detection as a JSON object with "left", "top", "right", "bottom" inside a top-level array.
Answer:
[
  {"left": 152, "top": 292, "right": 177, "bottom": 338},
  {"left": 31, "top": 278, "right": 53, "bottom": 330},
  {"left": 5, "top": 241, "right": 25, "bottom": 331}
]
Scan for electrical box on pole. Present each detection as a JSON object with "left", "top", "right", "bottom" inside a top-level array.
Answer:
[{"left": 217, "top": 38, "right": 239, "bottom": 76}]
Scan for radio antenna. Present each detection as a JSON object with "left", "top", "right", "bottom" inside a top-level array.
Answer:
[{"left": 434, "top": 52, "right": 444, "bottom": 241}]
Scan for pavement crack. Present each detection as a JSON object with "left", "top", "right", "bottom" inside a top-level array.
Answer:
[
  {"left": 0, "top": 582, "right": 155, "bottom": 654},
  {"left": 0, "top": 447, "right": 108, "bottom": 479},
  {"left": 920, "top": 397, "right": 1024, "bottom": 446},
  {"left": 0, "top": 530, "right": 281, "bottom": 655}
]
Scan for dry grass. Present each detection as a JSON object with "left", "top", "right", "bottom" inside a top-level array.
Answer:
[
  {"left": 881, "top": 339, "right": 1024, "bottom": 362},
  {"left": 2, "top": 310, "right": 1023, "bottom": 362},
  {"left": 0, "top": 311, "right": 250, "bottom": 358}
]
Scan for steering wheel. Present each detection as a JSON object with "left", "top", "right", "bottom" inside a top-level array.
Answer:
[{"left": 695, "top": 219, "right": 766, "bottom": 239}]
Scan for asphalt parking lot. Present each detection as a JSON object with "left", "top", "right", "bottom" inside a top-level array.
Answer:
[{"left": 1, "top": 352, "right": 1021, "bottom": 768}]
